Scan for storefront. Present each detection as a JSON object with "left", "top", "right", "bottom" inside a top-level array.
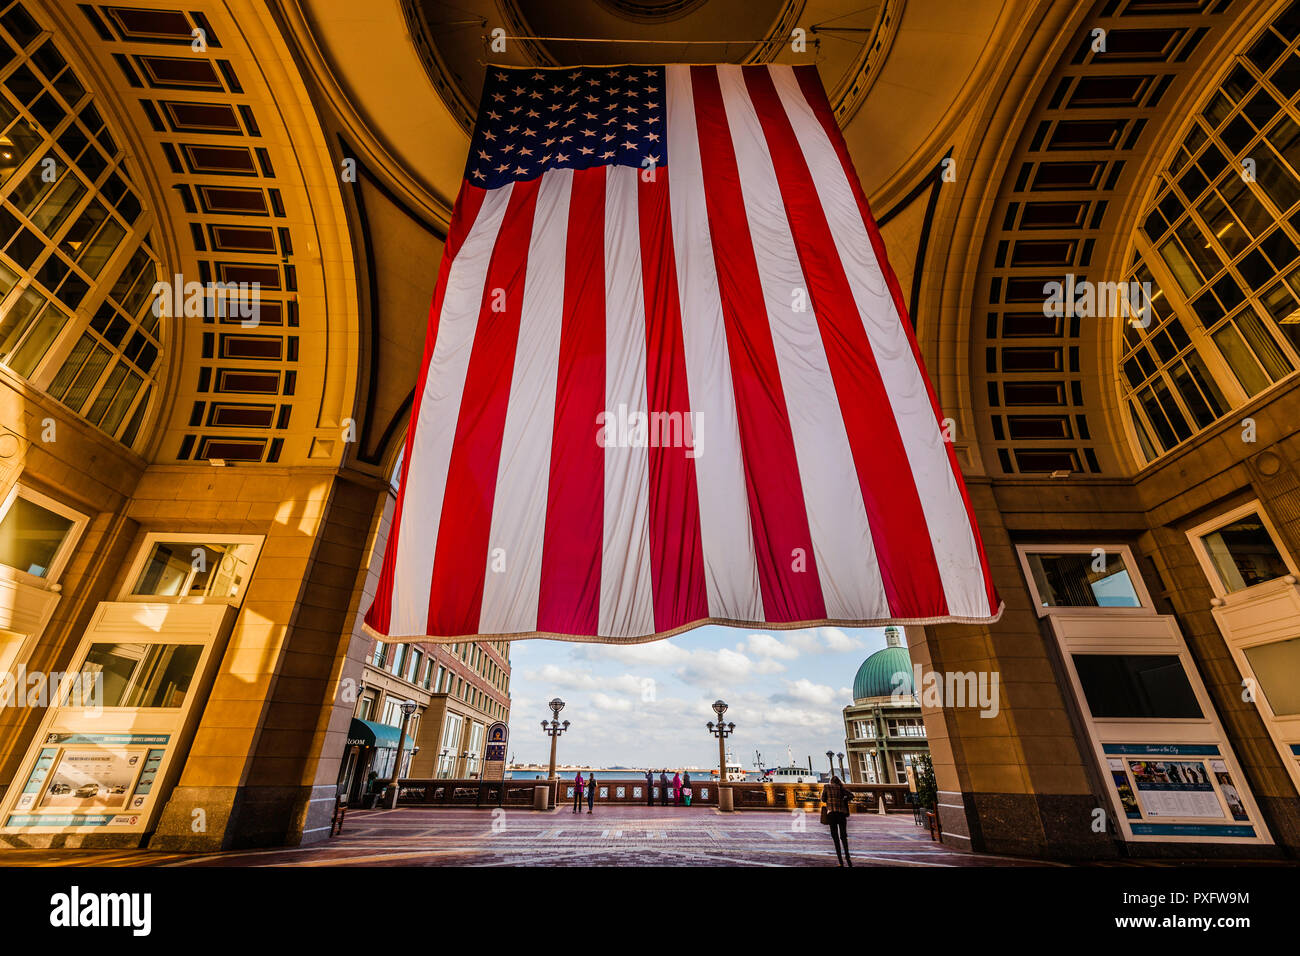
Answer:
[{"left": 339, "top": 717, "right": 418, "bottom": 803}]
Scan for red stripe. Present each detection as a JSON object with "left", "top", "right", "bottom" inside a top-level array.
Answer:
[
  {"left": 425, "top": 179, "right": 541, "bottom": 636},
  {"left": 537, "top": 167, "right": 606, "bottom": 635},
  {"left": 365, "top": 184, "right": 486, "bottom": 636},
  {"left": 690, "top": 65, "right": 826, "bottom": 623},
  {"left": 793, "top": 65, "right": 1000, "bottom": 614},
  {"left": 637, "top": 171, "right": 710, "bottom": 632},
  {"left": 742, "top": 67, "right": 948, "bottom": 619}
]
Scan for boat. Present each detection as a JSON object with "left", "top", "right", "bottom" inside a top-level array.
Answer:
[
  {"left": 761, "top": 766, "right": 821, "bottom": 784},
  {"left": 757, "top": 746, "right": 820, "bottom": 783},
  {"left": 708, "top": 751, "right": 747, "bottom": 781}
]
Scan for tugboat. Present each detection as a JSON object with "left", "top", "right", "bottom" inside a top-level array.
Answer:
[{"left": 709, "top": 750, "right": 748, "bottom": 781}]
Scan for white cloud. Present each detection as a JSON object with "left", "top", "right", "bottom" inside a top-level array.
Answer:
[
  {"left": 591, "top": 692, "right": 633, "bottom": 712},
  {"left": 744, "top": 632, "right": 800, "bottom": 660},
  {"left": 779, "top": 677, "right": 840, "bottom": 707},
  {"left": 676, "top": 647, "right": 754, "bottom": 687}
]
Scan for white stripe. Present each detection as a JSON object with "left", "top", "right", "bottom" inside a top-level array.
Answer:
[
  {"left": 601, "top": 166, "right": 656, "bottom": 638},
  {"left": 389, "top": 184, "right": 514, "bottom": 636},
  {"left": 479, "top": 171, "right": 573, "bottom": 635},
  {"left": 715, "top": 65, "right": 889, "bottom": 620},
  {"left": 769, "top": 65, "right": 990, "bottom": 617},
  {"left": 665, "top": 64, "right": 764, "bottom": 623}
]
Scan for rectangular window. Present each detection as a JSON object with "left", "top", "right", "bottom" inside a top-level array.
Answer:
[
  {"left": 79, "top": 642, "right": 202, "bottom": 708},
  {"left": 1243, "top": 637, "right": 1300, "bottom": 715},
  {"left": 0, "top": 488, "right": 77, "bottom": 578},
  {"left": 1072, "top": 654, "right": 1203, "bottom": 719},
  {"left": 1200, "top": 513, "right": 1289, "bottom": 592},
  {"left": 129, "top": 539, "right": 258, "bottom": 599},
  {"left": 1027, "top": 551, "right": 1143, "bottom": 608}
]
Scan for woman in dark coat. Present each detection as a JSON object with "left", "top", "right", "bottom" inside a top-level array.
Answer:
[
  {"left": 820, "top": 775, "right": 853, "bottom": 866},
  {"left": 645, "top": 769, "right": 655, "bottom": 806},
  {"left": 659, "top": 771, "right": 669, "bottom": 806},
  {"left": 587, "top": 773, "right": 597, "bottom": 814}
]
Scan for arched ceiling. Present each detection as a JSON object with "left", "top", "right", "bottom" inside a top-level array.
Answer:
[
  {"left": 31, "top": 0, "right": 1279, "bottom": 490},
  {"left": 284, "top": 0, "right": 1011, "bottom": 223}
]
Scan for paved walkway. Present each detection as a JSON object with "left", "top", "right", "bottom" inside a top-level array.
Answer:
[{"left": 0, "top": 806, "right": 1055, "bottom": 867}]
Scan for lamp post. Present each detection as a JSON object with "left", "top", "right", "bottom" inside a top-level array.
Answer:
[
  {"left": 837, "top": 752, "right": 846, "bottom": 781},
  {"left": 707, "top": 700, "right": 735, "bottom": 811},
  {"left": 541, "top": 698, "right": 569, "bottom": 810},
  {"left": 385, "top": 698, "right": 418, "bottom": 809},
  {"left": 542, "top": 697, "right": 569, "bottom": 778}
]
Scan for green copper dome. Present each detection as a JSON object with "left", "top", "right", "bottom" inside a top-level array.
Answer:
[{"left": 852, "top": 645, "right": 914, "bottom": 701}]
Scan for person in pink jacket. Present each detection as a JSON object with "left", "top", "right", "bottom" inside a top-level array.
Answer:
[
  {"left": 572, "top": 772, "right": 584, "bottom": 814},
  {"left": 672, "top": 771, "right": 682, "bottom": 806}
]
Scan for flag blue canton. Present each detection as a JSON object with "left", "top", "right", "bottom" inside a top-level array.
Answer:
[{"left": 466, "top": 65, "right": 668, "bottom": 190}]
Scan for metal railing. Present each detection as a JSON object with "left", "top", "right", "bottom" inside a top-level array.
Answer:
[{"left": 371, "top": 778, "right": 915, "bottom": 812}]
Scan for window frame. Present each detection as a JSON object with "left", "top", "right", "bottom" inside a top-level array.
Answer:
[
  {"left": 1186, "top": 500, "right": 1297, "bottom": 599},
  {"left": 116, "top": 532, "right": 264, "bottom": 606},
  {"left": 1016, "top": 543, "right": 1155, "bottom": 618},
  {"left": 0, "top": 482, "right": 87, "bottom": 585}
]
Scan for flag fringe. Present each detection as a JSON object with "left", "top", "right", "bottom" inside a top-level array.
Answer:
[{"left": 360, "top": 602, "right": 1005, "bottom": 645}]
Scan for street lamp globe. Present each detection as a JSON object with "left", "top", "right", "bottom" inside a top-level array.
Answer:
[
  {"left": 401, "top": 699, "right": 418, "bottom": 717},
  {"left": 549, "top": 697, "right": 565, "bottom": 719},
  {"left": 712, "top": 699, "right": 728, "bottom": 717}
]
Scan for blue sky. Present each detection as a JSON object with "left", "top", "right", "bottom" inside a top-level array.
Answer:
[{"left": 506, "top": 624, "right": 891, "bottom": 771}]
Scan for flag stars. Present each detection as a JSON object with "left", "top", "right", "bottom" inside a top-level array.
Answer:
[{"left": 473, "top": 66, "right": 664, "bottom": 186}]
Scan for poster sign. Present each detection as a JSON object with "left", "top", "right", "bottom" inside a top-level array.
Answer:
[
  {"left": 483, "top": 721, "right": 508, "bottom": 781},
  {"left": 7, "top": 733, "right": 171, "bottom": 826},
  {"left": 1127, "top": 759, "right": 1221, "bottom": 818},
  {"left": 1100, "top": 743, "right": 1258, "bottom": 839}
]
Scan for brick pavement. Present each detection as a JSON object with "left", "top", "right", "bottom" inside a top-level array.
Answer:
[{"left": 0, "top": 805, "right": 1056, "bottom": 867}]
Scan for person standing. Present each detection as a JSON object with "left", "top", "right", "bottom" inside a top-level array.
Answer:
[
  {"left": 587, "top": 772, "right": 597, "bottom": 814},
  {"left": 672, "top": 771, "right": 682, "bottom": 807},
  {"left": 572, "top": 771, "right": 584, "bottom": 814},
  {"left": 645, "top": 769, "right": 655, "bottom": 807},
  {"left": 659, "top": 771, "right": 669, "bottom": 807},
  {"left": 682, "top": 772, "right": 693, "bottom": 807},
  {"left": 820, "top": 775, "right": 853, "bottom": 866}
]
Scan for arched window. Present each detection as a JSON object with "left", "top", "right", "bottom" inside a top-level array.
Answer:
[
  {"left": 1120, "top": 1, "right": 1300, "bottom": 462},
  {"left": 0, "top": 1, "right": 161, "bottom": 448}
]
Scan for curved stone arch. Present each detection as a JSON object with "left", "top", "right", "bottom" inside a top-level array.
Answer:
[
  {"left": 950, "top": 0, "right": 1260, "bottom": 482},
  {"left": 52, "top": 0, "right": 361, "bottom": 468}
]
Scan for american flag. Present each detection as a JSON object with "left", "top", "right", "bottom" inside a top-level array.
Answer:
[{"left": 364, "top": 63, "right": 1000, "bottom": 644}]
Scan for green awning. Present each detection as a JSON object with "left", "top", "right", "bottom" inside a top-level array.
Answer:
[{"left": 347, "top": 718, "right": 417, "bottom": 751}]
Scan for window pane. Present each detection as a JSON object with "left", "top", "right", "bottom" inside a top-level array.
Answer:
[
  {"left": 29, "top": 170, "right": 85, "bottom": 236},
  {"left": 0, "top": 283, "right": 46, "bottom": 358},
  {"left": 1072, "top": 654, "right": 1203, "bottom": 718},
  {"left": 131, "top": 541, "right": 257, "bottom": 599},
  {"left": 1243, "top": 637, "right": 1300, "bottom": 715},
  {"left": 80, "top": 642, "right": 201, "bottom": 708},
  {"left": 1028, "top": 552, "right": 1142, "bottom": 607},
  {"left": 7, "top": 301, "right": 67, "bottom": 378},
  {"left": 1211, "top": 323, "right": 1270, "bottom": 395},
  {"left": 1201, "top": 513, "right": 1289, "bottom": 592},
  {"left": 0, "top": 494, "right": 73, "bottom": 576}
]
